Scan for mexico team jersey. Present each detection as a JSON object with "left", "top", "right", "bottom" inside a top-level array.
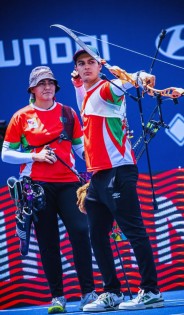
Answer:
[
  {"left": 4, "top": 102, "right": 83, "bottom": 182},
  {"left": 82, "top": 80, "right": 136, "bottom": 172}
]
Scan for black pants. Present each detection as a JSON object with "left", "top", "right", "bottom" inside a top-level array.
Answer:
[
  {"left": 33, "top": 182, "right": 94, "bottom": 298},
  {"left": 85, "top": 165, "right": 158, "bottom": 294}
]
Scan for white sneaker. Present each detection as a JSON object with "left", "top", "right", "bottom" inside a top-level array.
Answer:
[
  {"left": 79, "top": 291, "right": 98, "bottom": 310},
  {"left": 48, "top": 296, "right": 66, "bottom": 313},
  {"left": 83, "top": 292, "right": 124, "bottom": 312},
  {"left": 119, "top": 289, "right": 164, "bottom": 310}
]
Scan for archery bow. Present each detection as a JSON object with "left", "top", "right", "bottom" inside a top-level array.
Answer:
[
  {"left": 51, "top": 24, "right": 184, "bottom": 99},
  {"left": 50, "top": 25, "right": 183, "bottom": 161}
]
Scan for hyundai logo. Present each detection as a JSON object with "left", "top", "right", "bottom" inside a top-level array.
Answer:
[{"left": 156, "top": 24, "right": 184, "bottom": 60}]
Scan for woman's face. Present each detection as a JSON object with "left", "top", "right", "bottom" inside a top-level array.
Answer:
[{"left": 31, "top": 79, "right": 56, "bottom": 102}]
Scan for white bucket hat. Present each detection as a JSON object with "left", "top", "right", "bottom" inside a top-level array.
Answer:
[{"left": 27, "top": 66, "right": 60, "bottom": 93}]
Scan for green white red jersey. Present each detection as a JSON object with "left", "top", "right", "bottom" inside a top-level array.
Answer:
[
  {"left": 77, "top": 79, "right": 136, "bottom": 173},
  {"left": 2, "top": 102, "right": 84, "bottom": 182}
]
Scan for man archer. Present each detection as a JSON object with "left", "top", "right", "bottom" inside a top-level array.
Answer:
[{"left": 71, "top": 45, "right": 164, "bottom": 312}]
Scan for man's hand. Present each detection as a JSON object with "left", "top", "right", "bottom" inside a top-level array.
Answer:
[
  {"left": 109, "top": 66, "right": 156, "bottom": 89},
  {"left": 138, "top": 72, "right": 156, "bottom": 88},
  {"left": 71, "top": 70, "right": 83, "bottom": 88},
  {"left": 32, "top": 146, "right": 57, "bottom": 164}
]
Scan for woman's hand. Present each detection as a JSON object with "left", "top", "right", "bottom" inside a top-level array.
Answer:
[{"left": 32, "top": 146, "right": 57, "bottom": 164}]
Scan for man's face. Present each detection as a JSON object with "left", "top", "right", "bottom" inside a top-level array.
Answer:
[{"left": 75, "top": 53, "right": 102, "bottom": 84}]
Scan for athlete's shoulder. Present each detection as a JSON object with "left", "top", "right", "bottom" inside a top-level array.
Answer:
[{"left": 12, "top": 104, "right": 33, "bottom": 118}]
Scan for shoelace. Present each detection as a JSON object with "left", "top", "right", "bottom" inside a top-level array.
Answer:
[
  {"left": 83, "top": 291, "right": 97, "bottom": 303},
  {"left": 132, "top": 290, "right": 144, "bottom": 303},
  {"left": 97, "top": 293, "right": 115, "bottom": 307},
  {"left": 136, "top": 289, "right": 155, "bottom": 303},
  {"left": 52, "top": 297, "right": 65, "bottom": 305},
  {"left": 91, "top": 291, "right": 98, "bottom": 299}
]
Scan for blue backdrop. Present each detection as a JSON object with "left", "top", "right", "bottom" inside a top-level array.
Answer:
[{"left": 0, "top": 0, "right": 184, "bottom": 185}]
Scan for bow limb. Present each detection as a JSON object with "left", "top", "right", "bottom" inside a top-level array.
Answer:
[{"left": 146, "top": 84, "right": 184, "bottom": 99}]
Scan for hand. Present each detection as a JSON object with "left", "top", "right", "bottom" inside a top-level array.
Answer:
[
  {"left": 76, "top": 182, "right": 90, "bottom": 214},
  {"left": 71, "top": 70, "right": 83, "bottom": 87},
  {"left": 32, "top": 146, "right": 57, "bottom": 164},
  {"left": 139, "top": 72, "right": 156, "bottom": 88}
]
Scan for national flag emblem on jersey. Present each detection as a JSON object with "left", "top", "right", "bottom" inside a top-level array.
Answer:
[{"left": 27, "top": 118, "right": 38, "bottom": 129}]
